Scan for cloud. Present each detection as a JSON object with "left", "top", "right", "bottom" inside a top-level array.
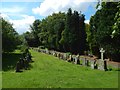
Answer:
[
  {"left": 0, "top": 13, "right": 10, "bottom": 20},
  {"left": 32, "top": 0, "right": 96, "bottom": 16},
  {"left": 10, "top": 15, "right": 35, "bottom": 34},
  {"left": 1, "top": 0, "right": 44, "bottom": 2},
  {"left": 85, "top": 20, "right": 89, "bottom": 24},
  {"left": 1, "top": 13, "right": 35, "bottom": 34},
  {"left": 0, "top": 7, "right": 25, "bottom": 13}
]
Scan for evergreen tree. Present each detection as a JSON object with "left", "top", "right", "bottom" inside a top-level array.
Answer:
[{"left": 60, "top": 8, "right": 87, "bottom": 54}]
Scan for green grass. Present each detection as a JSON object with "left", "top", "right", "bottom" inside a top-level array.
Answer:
[
  {"left": 2, "top": 50, "right": 119, "bottom": 88},
  {"left": 0, "top": 71, "right": 2, "bottom": 89}
]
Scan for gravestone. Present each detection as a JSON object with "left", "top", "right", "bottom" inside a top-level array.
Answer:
[
  {"left": 72, "top": 55, "right": 75, "bottom": 64},
  {"left": 59, "top": 53, "right": 62, "bottom": 59},
  {"left": 45, "top": 49, "right": 49, "bottom": 54},
  {"left": 85, "top": 59, "right": 89, "bottom": 66},
  {"left": 63, "top": 53, "right": 67, "bottom": 60},
  {"left": 90, "top": 60, "right": 95, "bottom": 69},
  {"left": 74, "top": 55, "right": 80, "bottom": 64},
  {"left": 91, "top": 59, "right": 98, "bottom": 69},
  {"left": 74, "top": 57, "right": 77, "bottom": 64},
  {"left": 98, "top": 60, "right": 107, "bottom": 71},
  {"left": 16, "top": 61, "right": 21, "bottom": 72},
  {"left": 83, "top": 58, "right": 86, "bottom": 66},
  {"left": 57, "top": 53, "right": 60, "bottom": 59},
  {"left": 98, "top": 48, "right": 107, "bottom": 71},
  {"left": 54, "top": 52, "right": 57, "bottom": 57},
  {"left": 80, "top": 57, "right": 86, "bottom": 65},
  {"left": 67, "top": 55, "right": 72, "bottom": 62},
  {"left": 79, "top": 57, "right": 84, "bottom": 65}
]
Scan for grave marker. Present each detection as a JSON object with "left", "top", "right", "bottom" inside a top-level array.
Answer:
[
  {"left": 98, "top": 48, "right": 107, "bottom": 71},
  {"left": 100, "top": 48, "right": 105, "bottom": 61}
]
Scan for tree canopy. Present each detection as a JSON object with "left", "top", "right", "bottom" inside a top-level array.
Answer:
[
  {"left": 89, "top": 2, "right": 120, "bottom": 61},
  {"left": 2, "top": 18, "right": 20, "bottom": 52}
]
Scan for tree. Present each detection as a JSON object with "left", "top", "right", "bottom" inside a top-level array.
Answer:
[
  {"left": 38, "top": 12, "right": 66, "bottom": 51},
  {"left": 2, "top": 18, "right": 20, "bottom": 52},
  {"left": 60, "top": 8, "right": 87, "bottom": 54},
  {"left": 29, "top": 19, "right": 41, "bottom": 47},
  {"left": 60, "top": 8, "right": 72, "bottom": 52},
  {"left": 89, "top": 2, "right": 119, "bottom": 61},
  {"left": 110, "top": 1, "right": 120, "bottom": 61}
]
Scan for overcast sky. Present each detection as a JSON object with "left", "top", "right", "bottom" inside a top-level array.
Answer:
[{"left": 1, "top": 0, "right": 98, "bottom": 34}]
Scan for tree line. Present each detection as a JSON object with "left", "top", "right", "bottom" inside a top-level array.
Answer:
[
  {"left": 24, "top": 8, "right": 87, "bottom": 55},
  {"left": 2, "top": 1, "right": 120, "bottom": 61}
]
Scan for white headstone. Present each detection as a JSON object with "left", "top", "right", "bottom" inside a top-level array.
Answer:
[{"left": 100, "top": 48, "right": 105, "bottom": 61}]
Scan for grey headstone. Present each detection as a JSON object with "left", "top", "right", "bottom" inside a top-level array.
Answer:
[
  {"left": 85, "top": 59, "right": 89, "bottom": 66},
  {"left": 63, "top": 53, "right": 67, "bottom": 60},
  {"left": 82, "top": 58, "right": 86, "bottom": 66},
  {"left": 74, "top": 57, "right": 77, "bottom": 64},
  {"left": 98, "top": 60, "right": 107, "bottom": 71},
  {"left": 90, "top": 60, "right": 95, "bottom": 69}
]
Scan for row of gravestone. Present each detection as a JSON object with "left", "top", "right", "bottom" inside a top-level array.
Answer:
[{"left": 32, "top": 48, "right": 107, "bottom": 71}]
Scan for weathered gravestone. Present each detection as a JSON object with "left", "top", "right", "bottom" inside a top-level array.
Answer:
[
  {"left": 85, "top": 59, "right": 89, "bottom": 66},
  {"left": 53, "top": 51, "right": 57, "bottom": 57},
  {"left": 98, "top": 60, "right": 107, "bottom": 71},
  {"left": 67, "top": 55, "right": 72, "bottom": 62},
  {"left": 90, "top": 59, "right": 97, "bottom": 69},
  {"left": 90, "top": 60, "right": 94, "bottom": 69},
  {"left": 57, "top": 52, "right": 61, "bottom": 59},
  {"left": 63, "top": 53, "right": 67, "bottom": 60},
  {"left": 98, "top": 48, "right": 107, "bottom": 71},
  {"left": 45, "top": 49, "right": 49, "bottom": 54},
  {"left": 79, "top": 57, "right": 85, "bottom": 65},
  {"left": 74, "top": 55, "right": 80, "bottom": 64},
  {"left": 16, "top": 61, "right": 21, "bottom": 72},
  {"left": 80, "top": 57, "right": 89, "bottom": 66},
  {"left": 60, "top": 53, "right": 64, "bottom": 59}
]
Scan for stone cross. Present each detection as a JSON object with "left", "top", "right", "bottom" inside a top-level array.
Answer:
[{"left": 100, "top": 48, "right": 105, "bottom": 61}]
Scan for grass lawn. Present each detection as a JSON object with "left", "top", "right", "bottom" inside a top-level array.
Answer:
[
  {"left": 0, "top": 72, "right": 2, "bottom": 89},
  {"left": 2, "top": 50, "right": 119, "bottom": 88}
]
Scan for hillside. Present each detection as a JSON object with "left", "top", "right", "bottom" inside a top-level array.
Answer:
[{"left": 2, "top": 50, "right": 119, "bottom": 88}]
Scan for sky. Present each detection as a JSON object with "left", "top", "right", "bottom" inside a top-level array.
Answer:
[{"left": 1, "top": 0, "right": 98, "bottom": 34}]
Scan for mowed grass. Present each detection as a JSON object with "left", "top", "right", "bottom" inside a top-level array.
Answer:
[
  {"left": 0, "top": 71, "right": 2, "bottom": 89},
  {"left": 2, "top": 50, "right": 119, "bottom": 88}
]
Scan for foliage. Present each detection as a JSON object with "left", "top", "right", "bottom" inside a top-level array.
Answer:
[
  {"left": 24, "top": 9, "right": 86, "bottom": 54},
  {"left": 2, "top": 18, "right": 20, "bottom": 52},
  {"left": 60, "top": 8, "right": 87, "bottom": 54},
  {"left": 29, "top": 19, "right": 41, "bottom": 47},
  {"left": 37, "top": 12, "right": 66, "bottom": 51},
  {"left": 89, "top": 2, "right": 119, "bottom": 61}
]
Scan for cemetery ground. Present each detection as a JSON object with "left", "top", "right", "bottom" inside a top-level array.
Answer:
[{"left": 2, "top": 50, "right": 119, "bottom": 88}]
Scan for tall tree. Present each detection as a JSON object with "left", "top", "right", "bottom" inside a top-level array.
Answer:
[
  {"left": 111, "top": 1, "right": 120, "bottom": 61},
  {"left": 2, "top": 18, "right": 20, "bottom": 52},
  {"left": 30, "top": 19, "right": 41, "bottom": 47},
  {"left": 60, "top": 8, "right": 87, "bottom": 54},
  {"left": 89, "top": 2, "right": 119, "bottom": 60}
]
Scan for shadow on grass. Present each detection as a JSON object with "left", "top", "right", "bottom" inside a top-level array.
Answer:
[{"left": 2, "top": 53, "right": 22, "bottom": 71}]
